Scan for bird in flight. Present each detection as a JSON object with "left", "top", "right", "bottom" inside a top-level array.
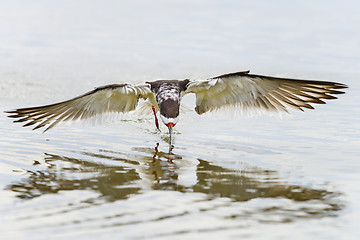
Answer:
[{"left": 6, "top": 70, "right": 347, "bottom": 146}]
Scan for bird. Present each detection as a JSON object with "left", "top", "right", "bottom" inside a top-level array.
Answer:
[{"left": 6, "top": 70, "right": 347, "bottom": 146}]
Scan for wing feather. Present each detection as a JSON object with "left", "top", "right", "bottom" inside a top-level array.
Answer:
[
  {"left": 185, "top": 71, "right": 347, "bottom": 114},
  {"left": 6, "top": 83, "right": 152, "bottom": 132}
]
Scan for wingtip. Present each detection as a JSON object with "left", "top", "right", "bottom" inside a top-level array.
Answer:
[
  {"left": 8, "top": 115, "right": 21, "bottom": 118},
  {"left": 4, "top": 110, "right": 16, "bottom": 114},
  {"left": 335, "top": 83, "right": 348, "bottom": 89},
  {"left": 32, "top": 123, "right": 45, "bottom": 132}
]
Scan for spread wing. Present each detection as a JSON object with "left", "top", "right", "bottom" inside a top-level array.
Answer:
[
  {"left": 185, "top": 71, "right": 348, "bottom": 114},
  {"left": 6, "top": 83, "right": 153, "bottom": 132}
]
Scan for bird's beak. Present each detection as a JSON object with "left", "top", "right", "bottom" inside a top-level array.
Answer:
[
  {"left": 166, "top": 122, "right": 175, "bottom": 134},
  {"left": 166, "top": 122, "right": 175, "bottom": 151},
  {"left": 169, "top": 125, "right": 173, "bottom": 144},
  {"left": 168, "top": 124, "right": 173, "bottom": 134}
]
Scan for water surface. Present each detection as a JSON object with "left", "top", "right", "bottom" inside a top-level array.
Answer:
[{"left": 1, "top": 1, "right": 359, "bottom": 239}]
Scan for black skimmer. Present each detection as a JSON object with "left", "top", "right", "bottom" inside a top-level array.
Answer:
[{"left": 6, "top": 71, "right": 347, "bottom": 147}]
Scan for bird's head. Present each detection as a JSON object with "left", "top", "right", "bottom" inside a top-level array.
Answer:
[{"left": 160, "top": 115, "right": 178, "bottom": 134}]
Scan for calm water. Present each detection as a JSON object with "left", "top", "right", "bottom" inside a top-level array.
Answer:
[{"left": 1, "top": 1, "right": 360, "bottom": 239}]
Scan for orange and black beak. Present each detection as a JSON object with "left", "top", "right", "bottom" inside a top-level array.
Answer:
[
  {"left": 166, "top": 122, "right": 175, "bottom": 134},
  {"left": 166, "top": 122, "right": 175, "bottom": 148}
]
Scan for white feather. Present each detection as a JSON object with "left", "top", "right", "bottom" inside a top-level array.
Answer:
[
  {"left": 185, "top": 71, "right": 346, "bottom": 115},
  {"left": 7, "top": 71, "right": 347, "bottom": 132},
  {"left": 8, "top": 83, "right": 153, "bottom": 132}
]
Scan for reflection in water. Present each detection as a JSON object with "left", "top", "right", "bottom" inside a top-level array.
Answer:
[
  {"left": 9, "top": 152, "right": 141, "bottom": 201},
  {"left": 194, "top": 159, "right": 334, "bottom": 202},
  {"left": 7, "top": 143, "right": 342, "bottom": 220}
]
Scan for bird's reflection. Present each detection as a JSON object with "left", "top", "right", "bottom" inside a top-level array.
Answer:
[
  {"left": 9, "top": 152, "right": 141, "bottom": 201},
  {"left": 7, "top": 143, "right": 342, "bottom": 217}
]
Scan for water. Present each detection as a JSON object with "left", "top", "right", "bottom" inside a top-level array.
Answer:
[{"left": 1, "top": 1, "right": 360, "bottom": 239}]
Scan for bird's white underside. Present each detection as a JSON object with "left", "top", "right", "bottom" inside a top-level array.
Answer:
[{"left": 160, "top": 115, "right": 180, "bottom": 125}]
